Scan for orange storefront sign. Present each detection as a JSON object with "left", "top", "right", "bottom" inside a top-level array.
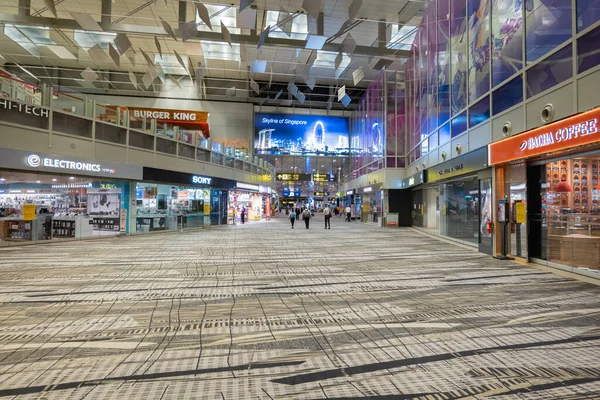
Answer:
[
  {"left": 119, "top": 106, "right": 209, "bottom": 123},
  {"left": 488, "top": 108, "right": 600, "bottom": 165}
]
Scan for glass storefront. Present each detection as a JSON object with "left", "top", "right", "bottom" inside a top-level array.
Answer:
[
  {"left": 414, "top": 174, "right": 491, "bottom": 248},
  {"left": 228, "top": 190, "right": 266, "bottom": 224},
  {"left": 529, "top": 151, "right": 600, "bottom": 271},
  {"left": 133, "top": 183, "right": 207, "bottom": 233},
  {"left": 0, "top": 169, "right": 129, "bottom": 246}
]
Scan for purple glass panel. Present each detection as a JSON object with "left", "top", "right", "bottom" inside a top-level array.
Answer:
[
  {"left": 418, "top": 23, "right": 428, "bottom": 137},
  {"left": 526, "top": 0, "right": 572, "bottom": 63},
  {"left": 427, "top": 3, "right": 439, "bottom": 132},
  {"left": 451, "top": 111, "right": 468, "bottom": 137},
  {"left": 397, "top": 158, "right": 406, "bottom": 168},
  {"left": 493, "top": 75, "right": 523, "bottom": 115},
  {"left": 451, "top": 0, "right": 468, "bottom": 115},
  {"left": 438, "top": 0, "right": 451, "bottom": 125},
  {"left": 468, "top": 0, "right": 491, "bottom": 103},
  {"left": 468, "top": 95, "right": 490, "bottom": 127},
  {"left": 386, "top": 157, "right": 396, "bottom": 168},
  {"left": 527, "top": 44, "right": 573, "bottom": 97},
  {"left": 577, "top": 0, "right": 600, "bottom": 32},
  {"left": 492, "top": 0, "right": 523, "bottom": 86},
  {"left": 578, "top": 24, "right": 600, "bottom": 73}
]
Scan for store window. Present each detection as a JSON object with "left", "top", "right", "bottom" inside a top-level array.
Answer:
[
  {"left": 439, "top": 177, "right": 479, "bottom": 244},
  {"left": 134, "top": 183, "right": 206, "bottom": 232},
  {"left": 0, "top": 170, "right": 129, "bottom": 246},
  {"left": 543, "top": 153, "right": 600, "bottom": 271},
  {"left": 228, "top": 190, "right": 265, "bottom": 223}
]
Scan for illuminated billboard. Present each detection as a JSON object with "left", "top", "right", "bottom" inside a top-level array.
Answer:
[{"left": 254, "top": 113, "right": 349, "bottom": 156}]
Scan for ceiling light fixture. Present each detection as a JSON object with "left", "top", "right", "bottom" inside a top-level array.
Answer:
[
  {"left": 69, "top": 177, "right": 75, "bottom": 180},
  {"left": 52, "top": 178, "right": 57, "bottom": 182},
  {"left": 36, "top": 180, "right": 40, "bottom": 183}
]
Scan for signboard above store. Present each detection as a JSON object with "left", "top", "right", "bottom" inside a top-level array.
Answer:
[
  {"left": 426, "top": 147, "right": 488, "bottom": 184},
  {"left": 0, "top": 147, "right": 143, "bottom": 180},
  {"left": 402, "top": 171, "right": 425, "bottom": 188},
  {"left": 488, "top": 108, "right": 600, "bottom": 165}
]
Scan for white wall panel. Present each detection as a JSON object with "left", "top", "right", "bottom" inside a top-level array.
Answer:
[
  {"left": 451, "top": 134, "right": 469, "bottom": 159},
  {"left": 577, "top": 69, "right": 600, "bottom": 112},
  {"left": 468, "top": 121, "right": 491, "bottom": 151},
  {"left": 0, "top": 126, "right": 49, "bottom": 153},
  {"left": 95, "top": 142, "right": 128, "bottom": 163},
  {"left": 526, "top": 83, "right": 575, "bottom": 130},
  {"left": 51, "top": 134, "right": 94, "bottom": 158},
  {"left": 491, "top": 106, "right": 525, "bottom": 142}
]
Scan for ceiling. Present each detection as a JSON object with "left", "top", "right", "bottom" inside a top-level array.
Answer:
[{"left": 0, "top": 0, "right": 424, "bottom": 110}]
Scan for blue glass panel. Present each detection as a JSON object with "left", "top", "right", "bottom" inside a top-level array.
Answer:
[
  {"left": 577, "top": 0, "right": 600, "bottom": 32},
  {"left": 429, "top": 131, "right": 439, "bottom": 150},
  {"left": 451, "top": 111, "right": 468, "bottom": 137},
  {"left": 468, "top": 96, "right": 490, "bottom": 127},
  {"left": 526, "top": 0, "right": 572, "bottom": 63},
  {"left": 578, "top": 24, "right": 600, "bottom": 73},
  {"left": 527, "top": 44, "right": 573, "bottom": 97},
  {"left": 492, "top": 0, "right": 524, "bottom": 86},
  {"left": 492, "top": 75, "right": 523, "bottom": 115},
  {"left": 439, "top": 122, "right": 451, "bottom": 145},
  {"left": 468, "top": 0, "right": 491, "bottom": 102}
]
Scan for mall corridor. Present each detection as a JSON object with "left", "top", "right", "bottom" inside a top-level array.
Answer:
[{"left": 0, "top": 217, "right": 598, "bottom": 399}]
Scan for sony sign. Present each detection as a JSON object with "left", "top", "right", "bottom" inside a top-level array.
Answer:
[
  {"left": 192, "top": 175, "right": 212, "bottom": 185},
  {"left": 26, "top": 154, "right": 104, "bottom": 172}
]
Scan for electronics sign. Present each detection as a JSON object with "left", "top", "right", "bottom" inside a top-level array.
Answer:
[{"left": 254, "top": 113, "right": 349, "bottom": 156}]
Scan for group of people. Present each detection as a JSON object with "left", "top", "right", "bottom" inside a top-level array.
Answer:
[{"left": 288, "top": 205, "right": 334, "bottom": 229}]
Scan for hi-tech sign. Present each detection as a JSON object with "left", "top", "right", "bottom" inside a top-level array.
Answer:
[
  {"left": 0, "top": 99, "right": 49, "bottom": 118},
  {"left": 26, "top": 154, "right": 114, "bottom": 174}
]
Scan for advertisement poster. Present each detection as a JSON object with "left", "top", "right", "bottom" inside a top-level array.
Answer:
[
  {"left": 254, "top": 113, "right": 349, "bottom": 156},
  {"left": 22, "top": 204, "right": 36, "bottom": 221},
  {"left": 120, "top": 209, "right": 127, "bottom": 232}
]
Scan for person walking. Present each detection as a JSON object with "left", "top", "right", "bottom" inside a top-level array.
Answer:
[
  {"left": 302, "top": 207, "right": 312, "bottom": 229},
  {"left": 323, "top": 205, "right": 332, "bottom": 229},
  {"left": 240, "top": 207, "right": 246, "bottom": 224},
  {"left": 345, "top": 205, "right": 352, "bottom": 222},
  {"left": 289, "top": 209, "right": 296, "bottom": 229}
]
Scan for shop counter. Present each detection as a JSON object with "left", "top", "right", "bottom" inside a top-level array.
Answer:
[
  {"left": 52, "top": 216, "right": 93, "bottom": 239},
  {"left": 0, "top": 217, "right": 51, "bottom": 241},
  {"left": 548, "top": 234, "right": 600, "bottom": 270}
]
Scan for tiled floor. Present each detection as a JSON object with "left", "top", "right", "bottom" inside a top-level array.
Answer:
[{"left": 0, "top": 215, "right": 598, "bottom": 399}]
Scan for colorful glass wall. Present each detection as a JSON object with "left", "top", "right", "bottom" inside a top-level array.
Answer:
[{"left": 405, "top": 0, "right": 600, "bottom": 166}]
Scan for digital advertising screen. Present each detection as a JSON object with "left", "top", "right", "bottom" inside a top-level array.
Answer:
[{"left": 254, "top": 113, "right": 349, "bottom": 156}]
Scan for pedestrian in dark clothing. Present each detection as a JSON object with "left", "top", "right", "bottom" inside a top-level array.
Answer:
[
  {"left": 323, "top": 205, "right": 332, "bottom": 229},
  {"left": 302, "top": 208, "right": 311, "bottom": 229},
  {"left": 240, "top": 207, "right": 246, "bottom": 224}
]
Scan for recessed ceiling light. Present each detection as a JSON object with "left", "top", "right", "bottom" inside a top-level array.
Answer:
[
  {"left": 0, "top": 178, "right": 5, "bottom": 182},
  {"left": 52, "top": 178, "right": 57, "bottom": 182},
  {"left": 69, "top": 177, "right": 75, "bottom": 180},
  {"left": 36, "top": 180, "right": 40, "bottom": 183}
]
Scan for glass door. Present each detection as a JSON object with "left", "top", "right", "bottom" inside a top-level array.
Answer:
[{"left": 478, "top": 178, "right": 493, "bottom": 255}]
